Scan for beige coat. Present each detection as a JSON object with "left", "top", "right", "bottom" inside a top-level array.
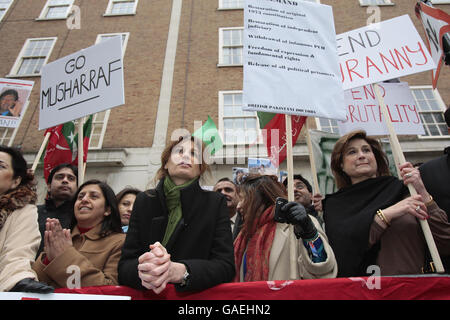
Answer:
[
  {"left": 239, "top": 216, "right": 338, "bottom": 281},
  {"left": 0, "top": 204, "right": 41, "bottom": 291},
  {"left": 33, "top": 224, "right": 125, "bottom": 288}
]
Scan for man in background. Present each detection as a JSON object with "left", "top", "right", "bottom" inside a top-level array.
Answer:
[
  {"left": 36, "top": 163, "right": 78, "bottom": 257},
  {"left": 213, "top": 177, "right": 242, "bottom": 240},
  {"left": 283, "top": 174, "right": 323, "bottom": 226}
]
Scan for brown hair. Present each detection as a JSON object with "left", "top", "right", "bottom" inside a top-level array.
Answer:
[
  {"left": 330, "top": 130, "right": 390, "bottom": 189},
  {"left": 239, "top": 174, "right": 287, "bottom": 240},
  {"left": 116, "top": 187, "right": 141, "bottom": 203},
  {"left": 155, "top": 135, "right": 210, "bottom": 181}
]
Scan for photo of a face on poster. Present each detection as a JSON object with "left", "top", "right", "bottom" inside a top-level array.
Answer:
[
  {"left": 0, "top": 79, "right": 34, "bottom": 128},
  {"left": 248, "top": 158, "right": 277, "bottom": 176},
  {"left": 232, "top": 167, "right": 248, "bottom": 185}
]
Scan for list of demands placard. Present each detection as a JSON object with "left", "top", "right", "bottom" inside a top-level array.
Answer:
[{"left": 243, "top": 0, "right": 345, "bottom": 121}]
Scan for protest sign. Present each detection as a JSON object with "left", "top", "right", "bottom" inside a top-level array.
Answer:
[
  {"left": 415, "top": 2, "right": 450, "bottom": 88},
  {"left": 39, "top": 36, "right": 124, "bottom": 130},
  {"left": 337, "top": 15, "right": 436, "bottom": 90},
  {"left": 337, "top": 82, "right": 425, "bottom": 136},
  {"left": 243, "top": 0, "right": 345, "bottom": 120},
  {"left": 0, "top": 78, "right": 34, "bottom": 128}
]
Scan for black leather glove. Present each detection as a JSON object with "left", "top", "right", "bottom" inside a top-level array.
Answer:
[
  {"left": 10, "top": 278, "right": 54, "bottom": 294},
  {"left": 281, "top": 202, "right": 318, "bottom": 240}
]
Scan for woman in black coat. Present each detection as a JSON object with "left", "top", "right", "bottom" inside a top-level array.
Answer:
[{"left": 118, "top": 136, "right": 235, "bottom": 293}]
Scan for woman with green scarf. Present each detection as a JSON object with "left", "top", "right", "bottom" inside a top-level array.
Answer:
[{"left": 118, "top": 136, "right": 235, "bottom": 294}]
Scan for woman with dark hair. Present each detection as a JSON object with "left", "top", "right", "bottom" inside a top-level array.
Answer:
[
  {"left": 0, "top": 146, "right": 53, "bottom": 292},
  {"left": 33, "top": 179, "right": 125, "bottom": 288},
  {"left": 234, "top": 174, "right": 337, "bottom": 282},
  {"left": 323, "top": 130, "right": 450, "bottom": 277},
  {"left": 116, "top": 187, "right": 141, "bottom": 232},
  {"left": 118, "top": 135, "right": 235, "bottom": 294}
]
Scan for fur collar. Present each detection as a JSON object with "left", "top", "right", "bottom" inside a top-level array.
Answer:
[{"left": 0, "top": 182, "right": 37, "bottom": 230}]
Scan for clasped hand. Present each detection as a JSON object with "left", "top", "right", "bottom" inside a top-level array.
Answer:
[
  {"left": 138, "top": 242, "right": 172, "bottom": 294},
  {"left": 44, "top": 218, "right": 72, "bottom": 261}
]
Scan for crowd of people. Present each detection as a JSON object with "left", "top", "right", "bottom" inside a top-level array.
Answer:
[{"left": 0, "top": 111, "right": 449, "bottom": 294}]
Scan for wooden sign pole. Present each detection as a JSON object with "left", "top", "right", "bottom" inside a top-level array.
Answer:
[
  {"left": 285, "top": 114, "right": 299, "bottom": 279},
  {"left": 31, "top": 131, "right": 51, "bottom": 173},
  {"left": 305, "top": 119, "right": 320, "bottom": 195},
  {"left": 374, "top": 83, "right": 444, "bottom": 273},
  {"left": 78, "top": 117, "right": 85, "bottom": 185},
  {"left": 285, "top": 115, "right": 295, "bottom": 202}
]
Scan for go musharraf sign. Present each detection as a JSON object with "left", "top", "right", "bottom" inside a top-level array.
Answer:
[{"left": 39, "top": 36, "right": 124, "bottom": 130}]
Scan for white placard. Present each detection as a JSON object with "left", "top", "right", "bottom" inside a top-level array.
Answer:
[
  {"left": 0, "top": 78, "right": 34, "bottom": 128},
  {"left": 0, "top": 292, "right": 131, "bottom": 300},
  {"left": 243, "top": 0, "right": 345, "bottom": 120},
  {"left": 337, "top": 82, "right": 425, "bottom": 136},
  {"left": 337, "top": 15, "right": 436, "bottom": 90},
  {"left": 39, "top": 36, "right": 124, "bottom": 130}
]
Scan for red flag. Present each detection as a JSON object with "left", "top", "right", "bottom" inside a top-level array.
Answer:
[
  {"left": 43, "top": 116, "right": 93, "bottom": 181},
  {"left": 258, "top": 112, "right": 307, "bottom": 167}
]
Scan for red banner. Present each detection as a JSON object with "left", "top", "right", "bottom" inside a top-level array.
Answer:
[{"left": 55, "top": 276, "right": 450, "bottom": 300}]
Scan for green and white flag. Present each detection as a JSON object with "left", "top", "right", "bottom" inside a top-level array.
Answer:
[{"left": 193, "top": 116, "right": 223, "bottom": 155}]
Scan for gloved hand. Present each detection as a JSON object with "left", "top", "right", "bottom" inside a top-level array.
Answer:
[
  {"left": 281, "top": 202, "right": 318, "bottom": 240},
  {"left": 10, "top": 278, "right": 54, "bottom": 294}
]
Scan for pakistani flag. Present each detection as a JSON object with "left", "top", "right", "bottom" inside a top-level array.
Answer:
[
  {"left": 193, "top": 116, "right": 223, "bottom": 155},
  {"left": 43, "top": 115, "right": 93, "bottom": 181},
  {"left": 257, "top": 111, "right": 307, "bottom": 167}
]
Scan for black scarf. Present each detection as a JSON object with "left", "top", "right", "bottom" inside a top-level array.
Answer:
[{"left": 323, "top": 176, "right": 408, "bottom": 277}]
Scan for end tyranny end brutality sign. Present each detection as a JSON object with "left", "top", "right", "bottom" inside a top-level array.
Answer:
[
  {"left": 338, "top": 14, "right": 436, "bottom": 90},
  {"left": 39, "top": 36, "right": 124, "bottom": 130}
]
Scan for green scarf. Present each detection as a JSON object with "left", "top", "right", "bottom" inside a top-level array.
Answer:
[{"left": 161, "top": 176, "right": 197, "bottom": 246}]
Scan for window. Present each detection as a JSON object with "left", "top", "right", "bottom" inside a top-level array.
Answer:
[
  {"left": 0, "top": 0, "right": 13, "bottom": 22},
  {"left": 8, "top": 38, "right": 57, "bottom": 77},
  {"left": 105, "top": 0, "right": 138, "bottom": 16},
  {"left": 38, "top": 0, "right": 73, "bottom": 19},
  {"left": 88, "top": 33, "right": 129, "bottom": 149},
  {"left": 410, "top": 86, "right": 449, "bottom": 138},
  {"left": 219, "top": 91, "right": 260, "bottom": 145},
  {"left": 219, "top": 27, "right": 243, "bottom": 66},
  {"left": 218, "top": 0, "right": 244, "bottom": 9},
  {"left": 315, "top": 118, "right": 339, "bottom": 134},
  {"left": 74, "top": 112, "right": 111, "bottom": 150},
  {"left": 96, "top": 33, "right": 130, "bottom": 53},
  {"left": 359, "top": 0, "right": 394, "bottom": 6},
  {"left": 0, "top": 128, "right": 14, "bottom": 146}
]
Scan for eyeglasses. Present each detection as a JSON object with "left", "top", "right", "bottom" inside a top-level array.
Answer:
[{"left": 293, "top": 183, "right": 306, "bottom": 190}]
